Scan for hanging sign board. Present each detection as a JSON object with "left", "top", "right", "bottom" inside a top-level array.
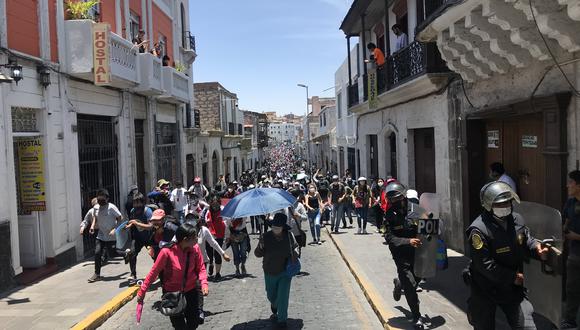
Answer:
[
  {"left": 522, "top": 135, "right": 538, "bottom": 148},
  {"left": 368, "top": 68, "right": 378, "bottom": 110},
  {"left": 487, "top": 130, "right": 500, "bottom": 149},
  {"left": 93, "top": 23, "right": 111, "bottom": 86},
  {"left": 17, "top": 137, "right": 46, "bottom": 211}
]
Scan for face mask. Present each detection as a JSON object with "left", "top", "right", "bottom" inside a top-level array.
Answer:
[
  {"left": 493, "top": 207, "right": 512, "bottom": 218},
  {"left": 309, "top": 188, "right": 315, "bottom": 193},
  {"left": 378, "top": 182, "right": 384, "bottom": 187},
  {"left": 271, "top": 226, "right": 283, "bottom": 235},
  {"left": 97, "top": 196, "right": 107, "bottom": 205},
  {"left": 228, "top": 188, "right": 233, "bottom": 192}
]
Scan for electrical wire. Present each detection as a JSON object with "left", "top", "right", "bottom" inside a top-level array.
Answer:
[{"left": 529, "top": 0, "right": 580, "bottom": 97}]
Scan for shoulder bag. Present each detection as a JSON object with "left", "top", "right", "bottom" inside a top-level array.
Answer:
[
  {"left": 285, "top": 232, "right": 301, "bottom": 277},
  {"left": 160, "top": 251, "right": 191, "bottom": 316}
]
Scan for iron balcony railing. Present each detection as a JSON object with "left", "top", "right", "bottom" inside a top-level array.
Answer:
[
  {"left": 183, "top": 31, "right": 196, "bottom": 52},
  {"left": 194, "top": 109, "right": 201, "bottom": 128},
  {"left": 386, "top": 41, "right": 448, "bottom": 89},
  {"left": 347, "top": 82, "right": 359, "bottom": 108}
]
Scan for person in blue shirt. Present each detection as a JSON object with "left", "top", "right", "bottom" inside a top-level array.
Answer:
[{"left": 125, "top": 192, "right": 154, "bottom": 284}]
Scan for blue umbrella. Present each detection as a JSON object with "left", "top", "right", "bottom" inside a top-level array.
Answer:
[{"left": 221, "top": 188, "right": 297, "bottom": 218}]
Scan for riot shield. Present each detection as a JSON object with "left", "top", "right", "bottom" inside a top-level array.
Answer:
[
  {"left": 513, "top": 201, "right": 563, "bottom": 327},
  {"left": 115, "top": 220, "right": 131, "bottom": 254},
  {"left": 413, "top": 193, "right": 441, "bottom": 279}
]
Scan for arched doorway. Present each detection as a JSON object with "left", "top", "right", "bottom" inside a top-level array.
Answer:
[
  {"left": 212, "top": 151, "right": 219, "bottom": 186},
  {"left": 388, "top": 132, "right": 397, "bottom": 179}
]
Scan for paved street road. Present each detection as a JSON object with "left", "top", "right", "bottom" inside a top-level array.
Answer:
[{"left": 101, "top": 229, "right": 383, "bottom": 329}]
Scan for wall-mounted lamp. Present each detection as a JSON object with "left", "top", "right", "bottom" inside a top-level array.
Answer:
[
  {"left": 37, "top": 64, "right": 51, "bottom": 88},
  {"left": 0, "top": 59, "right": 23, "bottom": 84}
]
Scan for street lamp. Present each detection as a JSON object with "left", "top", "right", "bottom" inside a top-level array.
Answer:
[{"left": 297, "top": 83, "right": 310, "bottom": 174}]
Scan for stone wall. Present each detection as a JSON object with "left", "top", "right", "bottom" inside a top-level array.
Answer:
[{"left": 194, "top": 88, "right": 221, "bottom": 132}]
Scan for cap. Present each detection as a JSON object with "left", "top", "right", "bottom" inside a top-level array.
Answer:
[
  {"left": 157, "top": 179, "right": 169, "bottom": 187},
  {"left": 357, "top": 177, "right": 367, "bottom": 182},
  {"left": 232, "top": 181, "right": 239, "bottom": 185},
  {"left": 249, "top": 184, "right": 255, "bottom": 189},
  {"left": 406, "top": 189, "right": 419, "bottom": 201},
  {"left": 332, "top": 175, "right": 339, "bottom": 180},
  {"left": 151, "top": 209, "right": 166, "bottom": 221},
  {"left": 128, "top": 184, "right": 138, "bottom": 193}
]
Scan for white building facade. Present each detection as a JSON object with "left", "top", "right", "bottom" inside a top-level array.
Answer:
[{"left": 0, "top": 0, "right": 196, "bottom": 289}]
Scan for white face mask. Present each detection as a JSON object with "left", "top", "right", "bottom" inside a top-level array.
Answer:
[
  {"left": 271, "top": 226, "right": 283, "bottom": 235},
  {"left": 309, "top": 188, "right": 315, "bottom": 193},
  {"left": 493, "top": 207, "right": 512, "bottom": 218},
  {"left": 378, "top": 182, "right": 384, "bottom": 187}
]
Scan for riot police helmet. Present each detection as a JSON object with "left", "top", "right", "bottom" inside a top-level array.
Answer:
[
  {"left": 480, "top": 181, "right": 520, "bottom": 211},
  {"left": 385, "top": 182, "right": 407, "bottom": 202}
]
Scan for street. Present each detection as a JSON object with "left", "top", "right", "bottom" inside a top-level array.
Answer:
[{"left": 101, "top": 229, "right": 383, "bottom": 330}]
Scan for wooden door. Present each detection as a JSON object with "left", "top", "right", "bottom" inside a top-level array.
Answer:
[
  {"left": 414, "top": 128, "right": 436, "bottom": 193},
  {"left": 484, "top": 113, "right": 544, "bottom": 203}
]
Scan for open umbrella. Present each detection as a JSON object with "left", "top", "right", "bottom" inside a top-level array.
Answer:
[{"left": 221, "top": 188, "right": 296, "bottom": 218}]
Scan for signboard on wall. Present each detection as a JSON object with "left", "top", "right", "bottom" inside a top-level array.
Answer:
[
  {"left": 17, "top": 137, "right": 46, "bottom": 211},
  {"left": 522, "top": 135, "right": 538, "bottom": 148},
  {"left": 487, "top": 130, "right": 500, "bottom": 149},
  {"left": 368, "top": 69, "right": 378, "bottom": 110},
  {"left": 93, "top": 23, "right": 111, "bottom": 86}
]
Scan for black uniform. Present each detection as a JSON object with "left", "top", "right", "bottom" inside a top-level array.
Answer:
[
  {"left": 384, "top": 206, "right": 421, "bottom": 319},
  {"left": 466, "top": 212, "right": 540, "bottom": 330}
]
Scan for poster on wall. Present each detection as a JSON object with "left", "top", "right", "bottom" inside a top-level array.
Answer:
[
  {"left": 522, "top": 135, "right": 538, "bottom": 148},
  {"left": 487, "top": 130, "right": 500, "bottom": 149},
  {"left": 17, "top": 136, "right": 46, "bottom": 211}
]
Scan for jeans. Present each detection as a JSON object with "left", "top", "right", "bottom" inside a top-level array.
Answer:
[
  {"left": 265, "top": 272, "right": 292, "bottom": 323},
  {"left": 94, "top": 239, "right": 116, "bottom": 275},
  {"left": 231, "top": 237, "right": 249, "bottom": 266},
  {"left": 344, "top": 204, "right": 354, "bottom": 225},
  {"left": 307, "top": 209, "right": 321, "bottom": 242},
  {"left": 356, "top": 207, "right": 368, "bottom": 230},
  {"left": 169, "top": 288, "right": 200, "bottom": 329},
  {"left": 175, "top": 210, "right": 185, "bottom": 224},
  {"left": 331, "top": 204, "right": 345, "bottom": 232}
]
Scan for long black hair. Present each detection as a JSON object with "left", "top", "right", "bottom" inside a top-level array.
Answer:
[{"left": 175, "top": 223, "right": 197, "bottom": 243}]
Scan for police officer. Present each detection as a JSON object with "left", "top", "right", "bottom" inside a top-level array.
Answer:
[
  {"left": 384, "top": 182, "right": 426, "bottom": 329},
  {"left": 466, "top": 181, "right": 548, "bottom": 330}
]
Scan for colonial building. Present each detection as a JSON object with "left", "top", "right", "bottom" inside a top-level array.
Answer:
[
  {"left": 0, "top": 0, "right": 197, "bottom": 289},
  {"left": 193, "top": 82, "right": 245, "bottom": 187},
  {"left": 312, "top": 105, "right": 338, "bottom": 173},
  {"left": 336, "top": 0, "right": 454, "bottom": 244}
]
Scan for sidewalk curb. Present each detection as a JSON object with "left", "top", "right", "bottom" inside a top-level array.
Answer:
[
  {"left": 325, "top": 227, "right": 395, "bottom": 330},
  {"left": 71, "top": 286, "right": 139, "bottom": 330}
]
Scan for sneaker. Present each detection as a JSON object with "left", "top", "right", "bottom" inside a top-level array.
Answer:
[
  {"left": 363, "top": 229, "right": 368, "bottom": 234},
  {"left": 208, "top": 264, "right": 214, "bottom": 277},
  {"left": 317, "top": 240, "right": 322, "bottom": 245},
  {"left": 560, "top": 320, "right": 577, "bottom": 329},
  {"left": 214, "top": 273, "right": 221, "bottom": 281},
  {"left": 235, "top": 269, "right": 241, "bottom": 277},
  {"left": 357, "top": 228, "right": 362, "bottom": 234},
  {"left": 413, "top": 316, "right": 425, "bottom": 330},
  {"left": 123, "top": 252, "right": 131, "bottom": 264},
  {"left": 241, "top": 264, "right": 247, "bottom": 275},
  {"left": 197, "top": 309, "right": 205, "bottom": 325},
  {"left": 128, "top": 274, "right": 137, "bottom": 285},
  {"left": 88, "top": 273, "right": 102, "bottom": 283},
  {"left": 393, "top": 278, "right": 402, "bottom": 301}
]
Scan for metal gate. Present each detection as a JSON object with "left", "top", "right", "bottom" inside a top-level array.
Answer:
[{"left": 78, "top": 115, "right": 119, "bottom": 258}]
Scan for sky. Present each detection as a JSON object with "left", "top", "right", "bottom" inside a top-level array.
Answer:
[{"left": 189, "top": 0, "right": 353, "bottom": 116}]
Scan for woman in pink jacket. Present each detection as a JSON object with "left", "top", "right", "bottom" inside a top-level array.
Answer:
[{"left": 137, "top": 223, "right": 208, "bottom": 329}]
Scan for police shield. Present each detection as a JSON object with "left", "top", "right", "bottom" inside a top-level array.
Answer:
[
  {"left": 513, "top": 201, "right": 563, "bottom": 327},
  {"left": 115, "top": 220, "right": 132, "bottom": 254},
  {"left": 413, "top": 193, "right": 441, "bottom": 279}
]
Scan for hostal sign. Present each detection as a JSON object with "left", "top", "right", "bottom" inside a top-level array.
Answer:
[{"left": 93, "top": 23, "right": 111, "bottom": 86}]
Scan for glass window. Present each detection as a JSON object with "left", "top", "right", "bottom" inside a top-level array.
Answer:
[{"left": 337, "top": 92, "right": 342, "bottom": 119}]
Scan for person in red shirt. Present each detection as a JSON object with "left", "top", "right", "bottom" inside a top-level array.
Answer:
[
  {"left": 138, "top": 223, "right": 208, "bottom": 329},
  {"left": 205, "top": 194, "right": 226, "bottom": 280}
]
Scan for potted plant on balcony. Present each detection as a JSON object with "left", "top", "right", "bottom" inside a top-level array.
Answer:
[
  {"left": 174, "top": 62, "right": 187, "bottom": 73},
  {"left": 65, "top": 0, "right": 100, "bottom": 21}
]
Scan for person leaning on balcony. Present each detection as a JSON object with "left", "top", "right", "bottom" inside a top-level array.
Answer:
[
  {"left": 367, "top": 42, "right": 386, "bottom": 90},
  {"left": 132, "top": 29, "right": 148, "bottom": 53},
  {"left": 392, "top": 24, "right": 408, "bottom": 52}
]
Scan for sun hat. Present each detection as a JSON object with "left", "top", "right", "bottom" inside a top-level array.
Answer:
[{"left": 151, "top": 209, "right": 166, "bottom": 221}]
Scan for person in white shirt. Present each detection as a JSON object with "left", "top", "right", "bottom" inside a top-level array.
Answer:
[
  {"left": 392, "top": 23, "right": 408, "bottom": 52},
  {"left": 170, "top": 182, "right": 188, "bottom": 223},
  {"left": 489, "top": 162, "right": 517, "bottom": 193}
]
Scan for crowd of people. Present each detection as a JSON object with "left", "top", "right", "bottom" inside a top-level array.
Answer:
[{"left": 80, "top": 139, "right": 580, "bottom": 330}]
